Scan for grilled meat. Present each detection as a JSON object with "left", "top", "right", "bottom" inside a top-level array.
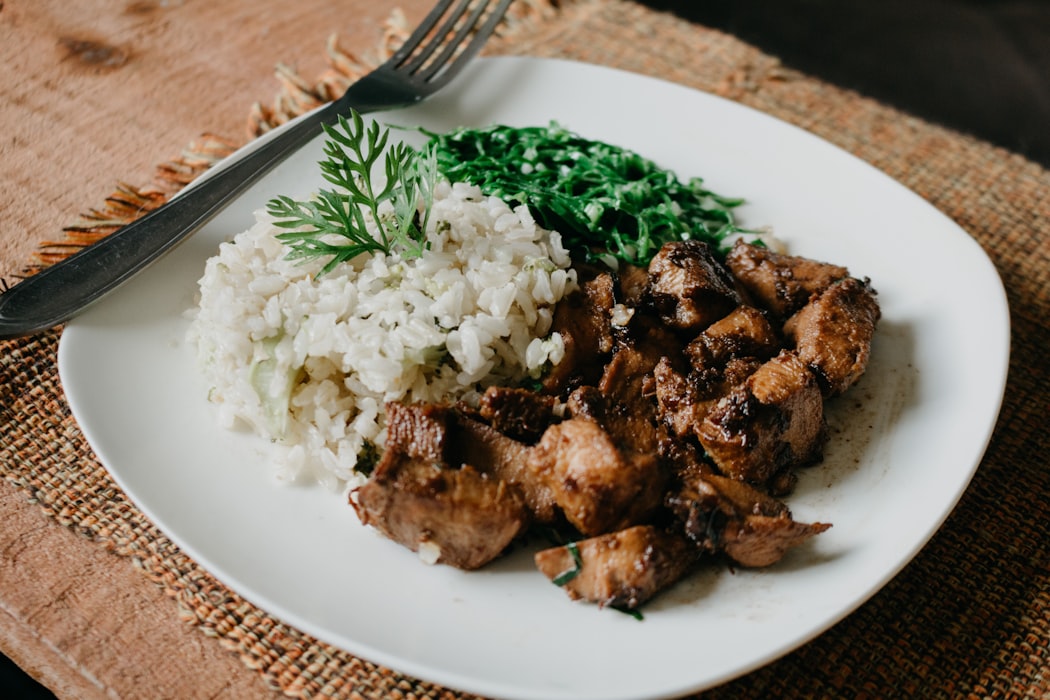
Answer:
[
  {"left": 454, "top": 413, "right": 559, "bottom": 524},
  {"left": 725, "top": 240, "right": 849, "bottom": 319},
  {"left": 696, "top": 350, "right": 826, "bottom": 486},
  {"left": 615, "top": 262, "right": 651, "bottom": 307},
  {"left": 667, "top": 473, "right": 830, "bottom": 567},
  {"left": 684, "top": 305, "right": 780, "bottom": 370},
  {"left": 477, "top": 385, "right": 557, "bottom": 443},
  {"left": 527, "top": 416, "right": 664, "bottom": 536},
  {"left": 542, "top": 272, "right": 616, "bottom": 394},
  {"left": 649, "top": 240, "right": 743, "bottom": 332},
  {"left": 574, "top": 317, "right": 673, "bottom": 451},
  {"left": 784, "top": 276, "right": 881, "bottom": 397},
  {"left": 350, "top": 236, "right": 877, "bottom": 609},
  {"left": 383, "top": 400, "right": 453, "bottom": 462},
  {"left": 351, "top": 450, "right": 528, "bottom": 570},
  {"left": 534, "top": 525, "right": 699, "bottom": 609},
  {"left": 722, "top": 513, "right": 831, "bottom": 567}
]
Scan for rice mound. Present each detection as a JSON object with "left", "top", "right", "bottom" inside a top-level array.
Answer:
[{"left": 188, "top": 181, "right": 577, "bottom": 489}]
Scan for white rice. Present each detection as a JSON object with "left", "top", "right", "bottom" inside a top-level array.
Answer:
[{"left": 188, "top": 180, "right": 577, "bottom": 490}]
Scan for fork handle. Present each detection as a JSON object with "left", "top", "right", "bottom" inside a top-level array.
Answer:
[{"left": 0, "top": 99, "right": 346, "bottom": 340}]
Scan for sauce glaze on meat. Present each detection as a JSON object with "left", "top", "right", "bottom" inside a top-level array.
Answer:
[{"left": 350, "top": 240, "right": 880, "bottom": 609}]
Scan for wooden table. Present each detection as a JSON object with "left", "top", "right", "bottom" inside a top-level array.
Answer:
[{"left": 2, "top": 2, "right": 433, "bottom": 696}]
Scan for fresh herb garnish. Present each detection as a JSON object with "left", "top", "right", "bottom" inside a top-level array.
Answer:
[
  {"left": 267, "top": 110, "right": 435, "bottom": 275},
  {"left": 424, "top": 122, "right": 746, "bottom": 266},
  {"left": 552, "top": 541, "right": 583, "bottom": 586}
]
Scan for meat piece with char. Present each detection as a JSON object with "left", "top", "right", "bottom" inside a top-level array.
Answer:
[
  {"left": 653, "top": 355, "right": 764, "bottom": 439},
  {"left": 684, "top": 304, "right": 780, "bottom": 370},
  {"left": 654, "top": 305, "right": 776, "bottom": 440},
  {"left": 534, "top": 525, "right": 699, "bottom": 609},
  {"left": 542, "top": 272, "right": 616, "bottom": 395},
  {"left": 476, "top": 385, "right": 557, "bottom": 443},
  {"left": 721, "top": 513, "right": 831, "bottom": 567},
  {"left": 527, "top": 416, "right": 665, "bottom": 536},
  {"left": 696, "top": 349, "right": 826, "bottom": 487},
  {"left": 383, "top": 400, "right": 452, "bottom": 462},
  {"left": 572, "top": 315, "right": 675, "bottom": 454},
  {"left": 725, "top": 240, "right": 849, "bottom": 319},
  {"left": 351, "top": 449, "right": 528, "bottom": 570},
  {"left": 783, "top": 276, "right": 881, "bottom": 397},
  {"left": 648, "top": 240, "right": 742, "bottom": 333},
  {"left": 667, "top": 473, "right": 830, "bottom": 567},
  {"left": 615, "top": 262, "right": 650, "bottom": 307},
  {"left": 453, "top": 413, "right": 559, "bottom": 524}
]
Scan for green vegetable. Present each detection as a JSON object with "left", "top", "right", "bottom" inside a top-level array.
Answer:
[
  {"left": 248, "top": 334, "right": 304, "bottom": 439},
  {"left": 267, "top": 110, "right": 435, "bottom": 275},
  {"left": 610, "top": 604, "right": 645, "bottom": 621},
  {"left": 552, "top": 541, "right": 583, "bottom": 586},
  {"left": 424, "top": 122, "right": 746, "bottom": 266}
]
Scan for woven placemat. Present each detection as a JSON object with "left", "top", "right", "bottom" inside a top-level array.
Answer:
[{"left": 3, "top": 1, "right": 1048, "bottom": 697}]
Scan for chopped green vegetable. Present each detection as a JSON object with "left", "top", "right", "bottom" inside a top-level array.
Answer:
[
  {"left": 248, "top": 334, "right": 304, "bottom": 439},
  {"left": 267, "top": 110, "right": 435, "bottom": 275},
  {"left": 424, "top": 122, "right": 746, "bottom": 266},
  {"left": 552, "top": 541, "right": 583, "bottom": 586},
  {"left": 610, "top": 604, "right": 645, "bottom": 621}
]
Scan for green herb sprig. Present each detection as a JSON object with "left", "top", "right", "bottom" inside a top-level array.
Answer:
[{"left": 267, "top": 110, "right": 434, "bottom": 275}]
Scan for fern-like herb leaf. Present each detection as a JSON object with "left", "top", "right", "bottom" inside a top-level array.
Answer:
[{"left": 267, "top": 109, "right": 433, "bottom": 274}]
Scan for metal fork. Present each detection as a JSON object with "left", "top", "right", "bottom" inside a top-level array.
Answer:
[{"left": 0, "top": 0, "right": 512, "bottom": 340}]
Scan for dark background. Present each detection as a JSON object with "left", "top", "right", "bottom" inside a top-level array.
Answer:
[
  {"left": 3, "top": 1, "right": 1048, "bottom": 697},
  {"left": 643, "top": 0, "right": 1050, "bottom": 167}
]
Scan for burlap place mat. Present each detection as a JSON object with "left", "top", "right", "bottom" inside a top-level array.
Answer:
[{"left": 3, "top": 1, "right": 1048, "bottom": 697}]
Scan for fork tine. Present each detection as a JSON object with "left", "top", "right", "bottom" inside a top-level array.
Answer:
[
  {"left": 400, "top": 0, "right": 513, "bottom": 88},
  {"left": 399, "top": 0, "right": 479, "bottom": 75},
  {"left": 386, "top": 0, "right": 458, "bottom": 65}
]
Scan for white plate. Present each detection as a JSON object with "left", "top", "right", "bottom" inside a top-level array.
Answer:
[{"left": 58, "top": 57, "right": 1009, "bottom": 699}]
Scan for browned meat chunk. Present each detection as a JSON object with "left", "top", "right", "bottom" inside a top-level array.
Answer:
[
  {"left": 453, "top": 414, "right": 559, "bottom": 524},
  {"left": 667, "top": 473, "right": 829, "bottom": 567},
  {"left": 477, "top": 385, "right": 557, "bottom": 443},
  {"left": 534, "top": 525, "right": 699, "bottom": 608},
  {"left": 542, "top": 273, "right": 616, "bottom": 394},
  {"left": 349, "top": 230, "right": 877, "bottom": 609},
  {"left": 722, "top": 514, "right": 831, "bottom": 567},
  {"left": 668, "top": 472, "right": 790, "bottom": 541},
  {"left": 567, "top": 311, "right": 678, "bottom": 458},
  {"left": 684, "top": 305, "right": 780, "bottom": 370},
  {"left": 648, "top": 240, "right": 742, "bottom": 332},
  {"left": 352, "top": 451, "right": 528, "bottom": 570},
  {"left": 653, "top": 357, "right": 708, "bottom": 439},
  {"left": 653, "top": 301, "right": 771, "bottom": 439},
  {"left": 696, "top": 350, "right": 825, "bottom": 486},
  {"left": 592, "top": 338, "right": 666, "bottom": 449},
  {"left": 527, "top": 417, "right": 664, "bottom": 536},
  {"left": 654, "top": 355, "right": 764, "bottom": 440},
  {"left": 660, "top": 431, "right": 718, "bottom": 485},
  {"left": 725, "top": 240, "right": 849, "bottom": 318},
  {"left": 615, "top": 262, "right": 650, "bottom": 307},
  {"left": 783, "top": 277, "right": 881, "bottom": 397},
  {"left": 384, "top": 400, "right": 453, "bottom": 462}
]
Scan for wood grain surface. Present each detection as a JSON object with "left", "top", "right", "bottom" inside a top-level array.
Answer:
[
  {"left": 0, "top": 0, "right": 433, "bottom": 284},
  {"left": 1, "top": 1, "right": 432, "bottom": 696}
]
